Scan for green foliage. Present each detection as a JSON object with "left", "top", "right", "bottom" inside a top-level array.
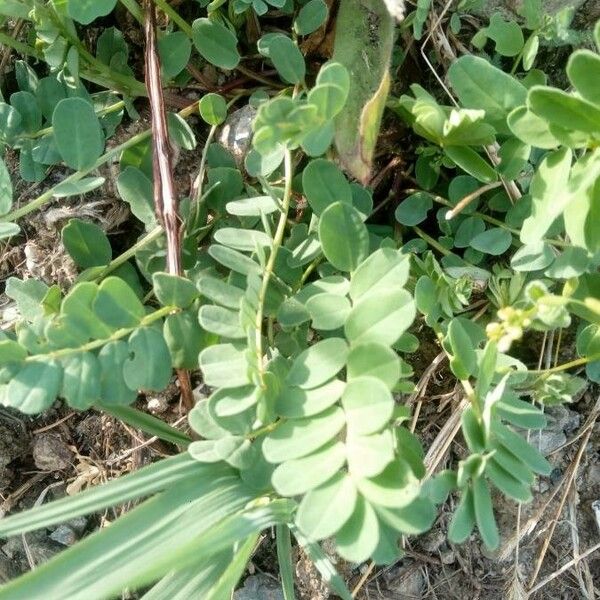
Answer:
[{"left": 0, "top": 1, "right": 598, "bottom": 596}]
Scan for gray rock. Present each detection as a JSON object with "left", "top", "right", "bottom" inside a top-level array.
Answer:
[
  {"left": 218, "top": 105, "right": 257, "bottom": 165},
  {"left": 536, "top": 429, "right": 566, "bottom": 456},
  {"left": 33, "top": 433, "right": 73, "bottom": 471},
  {"left": 49, "top": 525, "right": 78, "bottom": 547},
  {"left": 234, "top": 574, "right": 284, "bottom": 600},
  {"left": 526, "top": 406, "right": 581, "bottom": 456}
]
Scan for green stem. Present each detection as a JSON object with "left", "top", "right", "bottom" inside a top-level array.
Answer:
[
  {"left": 78, "top": 226, "right": 164, "bottom": 282},
  {"left": 2, "top": 102, "right": 199, "bottom": 223},
  {"left": 0, "top": 31, "right": 42, "bottom": 60},
  {"left": 192, "top": 124, "right": 217, "bottom": 204},
  {"left": 427, "top": 191, "right": 570, "bottom": 249},
  {"left": 118, "top": 0, "right": 144, "bottom": 24},
  {"left": 528, "top": 353, "right": 600, "bottom": 375},
  {"left": 154, "top": 0, "right": 193, "bottom": 36},
  {"left": 25, "top": 306, "right": 176, "bottom": 363},
  {"left": 254, "top": 149, "right": 293, "bottom": 387},
  {"left": 413, "top": 226, "right": 451, "bottom": 256}
]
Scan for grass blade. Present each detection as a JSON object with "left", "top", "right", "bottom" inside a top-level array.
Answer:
[
  {"left": 0, "top": 472, "right": 251, "bottom": 600},
  {"left": 205, "top": 535, "right": 259, "bottom": 600},
  {"left": 0, "top": 453, "right": 212, "bottom": 537},
  {"left": 98, "top": 404, "right": 191, "bottom": 446},
  {"left": 141, "top": 550, "right": 234, "bottom": 600},
  {"left": 277, "top": 524, "right": 296, "bottom": 600},
  {"left": 291, "top": 524, "right": 352, "bottom": 600}
]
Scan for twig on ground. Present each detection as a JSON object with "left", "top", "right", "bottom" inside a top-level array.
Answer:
[
  {"left": 527, "top": 541, "right": 600, "bottom": 596},
  {"left": 527, "top": 397, "right": 600, "bottom": 590}
]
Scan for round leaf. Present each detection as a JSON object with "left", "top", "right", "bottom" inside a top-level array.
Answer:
[
  {"left": 61, "top": 218, "right": 112, "bottom": 269},
  {"left": 158, "top": 32, "right": 191, "bottom": 80},
  {"left": 319, "top": 202, "right": 369, "bottom": 272},
  {"left": 345, "top": 289, "right": 415, "bottom": 346},
  {"left": 469, "top": 227, "right": 512, "bottom": 255},
  {"left": 305, "top": 292, "right": 351, "bottom": 330},
  {"left": 347, "top": 342, "right": 400, "bottom": 390},
  {"left": 296, "top": 473, "right": 357, "bottom": 540},
  {"left": 303, "top": 159, "right": 352, "bottom": 216},
  {"left": 262, "top": 406, "right": 346, "bottom": 463},
  {"left": 342, "top": 376, "right": 394, "bottom": 436},
  {"left": 199, "top": 93, "right": 228, "bottom": 126},
  {"left": 394, "top": 192, "right": 433, "bottom": 226},
  {"left": 53, "top": 98, "right": 105, "bottom": 170},
  {"left": 123, "top": 327, "right": 172, "bottom": 392},
  {"left": 272, "top": 441, "right": 346, "bottom": 496},
  {"left": 275, "top": 379, "right": 346, "bottom": 418},
  {"left": 68, "top": 0, "right": 117, "bottom": 24},
  {"left": 335, "top": 496, "right": 379, "bottom": 563},
  {"left": 286, "top": 337, "right": 348, "bottom": 389},
  {"left": 269, "top": 36, "right": 305, "bottom": 84},
  {"left": 192, "top": 18, "right": 240, "bottom": 70},
  {"left": 294, "top": 0, "right": 328, "bottom": 35}
]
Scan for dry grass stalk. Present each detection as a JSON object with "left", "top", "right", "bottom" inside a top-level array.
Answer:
[{"left": 144, "top": 0, "right": 193, "bottom": 410}]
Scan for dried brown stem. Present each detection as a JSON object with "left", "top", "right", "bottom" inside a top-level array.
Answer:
[{"left": 144, "top": 0, "right": 193, "bottom": 411}]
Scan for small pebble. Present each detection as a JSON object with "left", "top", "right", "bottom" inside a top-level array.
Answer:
[{"left": 33, "top": 433, "right": 73, "bottom": 471}]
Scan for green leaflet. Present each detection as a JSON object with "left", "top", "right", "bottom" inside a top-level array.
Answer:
[
  {"left": 62, "top": 218, "right": 112, "bottom": 269},
  {"left": 344, "top": 288, "right": 415, "bottom": 346},
  {"left": 520, "top": 147, "right": 572, "bottom": 244},
  {"left": 6, "top": 359, "right": 62, "bottom": 414},
  {"left": 473, "top": 477, "right": 499, "bottom": 549},
  {"left": 335, "top": 496, "right": 379, "bottom": 563},
  {"left": 52, "top": 98, "right": 105, "bottom": 170},
  {"left": 192, "top": 19, "right": 240, "bottom": 70},
  {"left": 68, "top": 0, "right": 118, "bottom": 24},
  {"left": 302, "top": 158, "right": 352, "bottom": 216},
  {"left": 318, "top": 202, "right": 369, "bottom": 272},
  {"left": 341, "top": 376, "right": 394, "bottom": 435},
  {"left": 271, "top": 441, "right": 346, "bottom": 496},
  {"left": 263, "top": 406, "right": 346, "bottom": 462},
  {"left": 285, "top": 337, "right": 348, "bottom": 389},
  {"left": 448, "top": 55, "right": 527, "bottom": 133},
  {"left": 123, "top": 327, "right": 172, "bottom": 392},
  {"left": 295, "top": 473, "right": 357, "bottom": 540},
  {"left": 158, "top": 32, "right": 191, "bottom": 80},
  {"left": 346, "top": 342, "right": 400, "bottom": 390}
]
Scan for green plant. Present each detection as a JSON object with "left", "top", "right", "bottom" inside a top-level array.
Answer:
[{"left": 0, "top": 1, "right": 599, "bottom": 597}]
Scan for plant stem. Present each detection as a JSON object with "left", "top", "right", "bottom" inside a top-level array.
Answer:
[
  {"left": 254, "top": 149, "right": 293, "bottom": 387},
  {"left": 413, "top": 226, "right": 450, "bottom": 256},
  {"left": 119, "top": 0, "right": 144, "bottom": 24},
  {"left": 528, "top": 353, "right": 600, "bottom": 375},
  {"left": 154, "top": 0, "right": 193, "bottom": 36},
  {"left": 191, "top": 124, "right": 217, "bottom": 204},
  {"left": 25, "top": 305, "right": 176, "bottom": 362},
  {"left": 423, "top": 190, "right": 570, "bottom": 249},
  {"left": 79, "top": 226, "right": 164, "bottom": 282},
  {"left": 0, "top": 31, "right": 42, "bottom": 60}
]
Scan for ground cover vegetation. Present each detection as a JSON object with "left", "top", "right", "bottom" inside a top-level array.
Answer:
[{"left": 0, "top": 0, "right": 599, "bottom": 597}]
